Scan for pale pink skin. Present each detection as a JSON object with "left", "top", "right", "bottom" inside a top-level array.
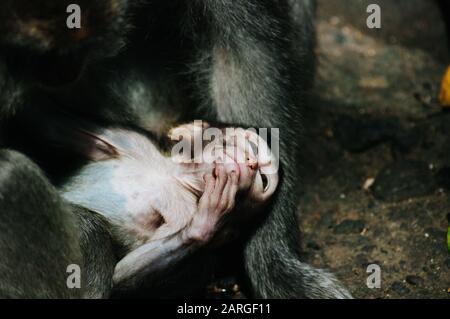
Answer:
[{"left": 61, "top": 123, "right": 279, "bottom": 287}]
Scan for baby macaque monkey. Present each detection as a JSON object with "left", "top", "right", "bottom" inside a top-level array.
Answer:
[{"left": 59, "top": 121, "right": 279, "bottom": 287}]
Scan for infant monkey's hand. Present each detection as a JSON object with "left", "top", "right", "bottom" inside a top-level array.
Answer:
[
  {"left": 168, "top": 121, "right": 279, "bottom": 246},
  {"left": 184, "top": 165, "right": 239, "bottom": 244},
  {"left": 113, "top": 166, "right": 240, "bottom": 287}
]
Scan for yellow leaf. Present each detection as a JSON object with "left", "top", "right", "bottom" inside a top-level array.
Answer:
[{"left": 439, "top": 66, "right": 450, "bottom": 107}]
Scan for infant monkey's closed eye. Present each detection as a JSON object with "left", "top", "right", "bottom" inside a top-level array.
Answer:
[{"left": 59, "top": 121, "right": 279, "bottom": 287}]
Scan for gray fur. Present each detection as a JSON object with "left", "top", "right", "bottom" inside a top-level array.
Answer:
[
  {"left": 0, "top": 0, "right": 352, "bottom": 299},
  {"left": 0, "top": 150, "right": 116, "bottom": 298}
]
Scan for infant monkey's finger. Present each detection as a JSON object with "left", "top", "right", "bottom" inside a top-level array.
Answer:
[
  {"left": 198, "top": 174, "right": 215, "bottom": 210},
  {"left": 203, "top": 174, "right": 215, "bottom": 196},
  {"left": 214, "top": 165, "right": 228, "bottom": 191},
  {"left": 219, "top": 173, "right": 233, "bottom": 207},
  {"left": 228, "top": 172, "right": 239, "bottom": 198},
  {"left": 211, "top": 165, "right": 228, "bottom": 205},
  {"left": 223, "top": 172, "right": 239, "bottom": 212}
]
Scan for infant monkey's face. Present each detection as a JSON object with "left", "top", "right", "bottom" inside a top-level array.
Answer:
[
  {"left": 62, "top": 123, "right": 279, "bottom": 240},
  {"left": 168, "top": 122, "right": 279, "bottom": 204}
]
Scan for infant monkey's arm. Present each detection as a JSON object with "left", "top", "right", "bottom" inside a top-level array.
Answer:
[{"left": 113, "top": 165, "right": 239, "bottom": 287}]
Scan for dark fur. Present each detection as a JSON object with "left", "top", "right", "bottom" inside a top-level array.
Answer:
[
  {"left": 0, "top": 0, "right": 351, "bottom": 298},
  {"left": 0, "top": 150, "right": 78, "bottom": 298}
]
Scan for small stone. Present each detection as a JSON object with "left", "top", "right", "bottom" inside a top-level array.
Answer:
[
  {"left": 306, "top": 240, "right": 321, "bottom": 251},
  {"left": 436, "top": 167, "right": 450, "bottom": 190},
  {"left": 406, "top": 275, "right": 424, "bottom": 287},
  {"left": 363, "top": 177, "right": 375, "bottom": 190},
  {"left": 372, "top": 161, "right": 436, "bottom": 202},
  {"left": 356, "top": 254, "right": 368, "bottom": 266},
  {"left": 318, "top": 214, "right": 336, "bottom": 229},
  {"left": 392, "top": 128, "right": 421, "bottom": 153},
  {"left": 334, "top": 116, "right": 395, "bottom": 152},
  {"left": 425, "top": 228, "right": 447, "bottom": 241},
  {"left": 362, "top": 245, "right": 376, "bottom": 253},
  {"left": 445, "top": 258, "right": 450, "bottom": 270},
  {"left": 391, "top": 282, "right": 411, "bottom": 295},
  {"left": 357, "top": 237, "right": 371, "bottom": 246},
  {"left": 334, "top": 220, "right": 365, "bottom": 234}
]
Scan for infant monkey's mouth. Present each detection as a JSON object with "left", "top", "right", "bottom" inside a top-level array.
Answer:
[{"left": 216, "top": 138, "right": 277, "bottom": 202}]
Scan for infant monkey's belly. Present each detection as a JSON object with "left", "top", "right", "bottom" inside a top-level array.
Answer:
[{"left": 121, "top": 210, "right": 167, "bottom": 246}]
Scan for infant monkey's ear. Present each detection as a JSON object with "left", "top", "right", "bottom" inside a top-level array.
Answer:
[
  {"left": 31, "top": 109, "right": 121, "bottom": 161},
  {"left": 68, "top": 129, "right": 120, "bottom": 161},
  {"left": 48, "top": 123, "right": 119, "bottom": 161}
]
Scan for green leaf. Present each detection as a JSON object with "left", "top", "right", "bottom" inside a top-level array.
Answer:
[{"left": 448, "top": 226, "right": 450, "bottom": 253}]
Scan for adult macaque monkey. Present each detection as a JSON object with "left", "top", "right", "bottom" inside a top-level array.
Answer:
[{"left": 0, "top": 0, "right": 352, "bottom": 298}]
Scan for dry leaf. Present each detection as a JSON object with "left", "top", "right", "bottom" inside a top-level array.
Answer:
[
  {"left": 439, "top": 66, "right": 450, "bottom": 107},
  {"left": 363, "top": 177, "right": 375, "bottom": 191}
]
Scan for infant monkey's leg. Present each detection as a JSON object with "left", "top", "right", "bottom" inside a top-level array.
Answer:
[{"left": 113, "top": 166, "right": 238, "bottom": 288}]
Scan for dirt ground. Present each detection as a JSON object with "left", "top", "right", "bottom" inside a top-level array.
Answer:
[{"left": 208, "top": 0, "right": 450, "bottom": 299}]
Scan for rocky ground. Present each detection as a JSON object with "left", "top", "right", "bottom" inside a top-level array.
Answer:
[{"left": 208, "top": 0, "right": 450, "bottom": 299}]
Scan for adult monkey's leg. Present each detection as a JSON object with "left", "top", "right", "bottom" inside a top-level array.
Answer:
[
  {"left": 0, "top": 150, "right": 116, "bottom": 298},
  {"left": 187, "top": 0, "right": 352, "bottom": 298},
  {"left": 0, "top": 150, "right": 83, "bottom": 298}
]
